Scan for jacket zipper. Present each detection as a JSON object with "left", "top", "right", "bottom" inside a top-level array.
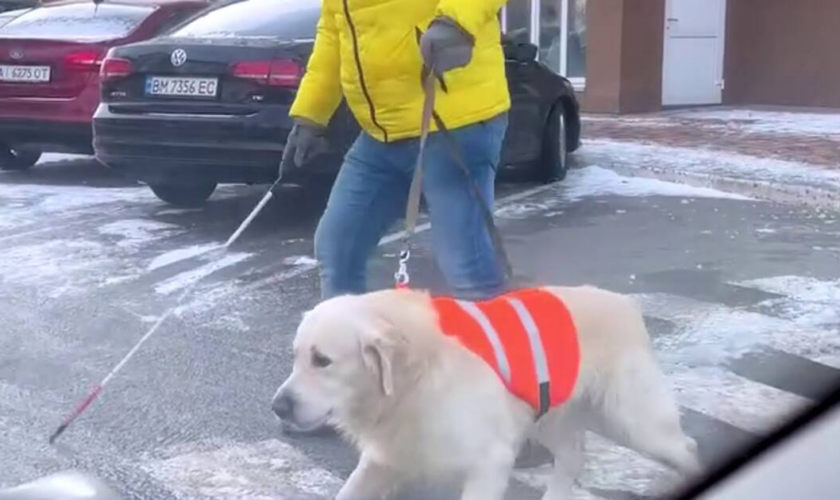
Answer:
[{"left": 341, "top": 0, "right": 388, "bottom": 142}]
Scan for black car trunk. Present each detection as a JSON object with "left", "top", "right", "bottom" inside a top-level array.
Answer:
[{"left": 103, "top": 37, "right": 311, "bottom": 115}]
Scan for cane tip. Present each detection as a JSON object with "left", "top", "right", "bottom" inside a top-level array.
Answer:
[{"left": 48, "top": 424, "right": 67, "bottom": 445}]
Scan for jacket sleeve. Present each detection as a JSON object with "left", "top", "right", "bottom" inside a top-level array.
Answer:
[
  {"left": 435, "top": 0, "right": 507, "bottom": 39},
  {"left": 289, "top": 3, "right": 342, "bottom": 127}
]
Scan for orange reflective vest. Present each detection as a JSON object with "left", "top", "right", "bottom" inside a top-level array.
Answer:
[{"left": 433, "top": 289, "right": 580, "bottom": 417}]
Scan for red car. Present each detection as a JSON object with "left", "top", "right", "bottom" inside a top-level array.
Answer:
[{"left": 0, "top": 0, "right": 209, "bottom": 171}]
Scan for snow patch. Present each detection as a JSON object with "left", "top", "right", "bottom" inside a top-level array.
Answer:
[
  {"left": 0, "top": 240, "right": 108, "bottom": 296},
  {"left": 563, "top": 166, "right": 751, "bottom": 201},
  {"left": 583, "top": 140, "right": 840, "bottom": 192},
  {"left": 0, "top": 184, "right": 154, "bottom": 231},
  {"left": 140, "top": 438, "right": 342, "bottom": 499},
  {"left": 98, "top": 219, "right": 180, "bottom": 248},
  {"left": 156, "top": 208, "right": 204, "bottom": 216},
  {"left": 496, "top": 202, "right": 552, "bottom": 219},
  {"left": 2, "top": 185, "right": 150, "bottom": 212},
  {"left": 681, "top": 109, "right": 840, "bottom": 138},
  {"left": 36, "top": 153, "right": 92, "bottom": 165},
  {"left": 283, "top": 255, "right": 317, "bottom": 267},
  {"left": 155, "top": 252, "right": 252, "bottom": 295},
  {"left": 148, "top": 243, "right": 222, "bottom": 271},
  {"left": 670, "top": 367, "right": 811, "bottom": 435},
  {"left": 637, "top": 280, "right": 840, "bottom": 369},
  {"left": 205, "top": 314, "right": 251, "bottom": 332},
  {"left": 735, "top": 276, "right": 840, "bottom": 328}
]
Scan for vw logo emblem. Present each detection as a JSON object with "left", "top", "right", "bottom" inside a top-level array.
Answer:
[
  {"left": 9, "top": 48, "right": 24, "bottom": 60},
  {"left": 170, "top": 49, "right": 187, "bottom": 67}
]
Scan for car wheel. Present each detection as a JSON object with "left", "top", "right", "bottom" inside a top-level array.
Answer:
[
  {"left": 149, "top": 182, "right": 217, "bottom": 207},
  {"left": 536, "top": 101, "right": 568, "bottom": 183},
  {"left": 0, "top": 147, "right": 41, "bottom": 171}
]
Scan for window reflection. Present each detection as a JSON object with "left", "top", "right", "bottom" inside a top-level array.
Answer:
[
  {"left": 539, "top": 0, "right": 563, "bottom": 73},
  {"left": 567, "top": 0, "right": 587, "bottom": 78},
  {"left": 507, "top": 0, "right": 587, "bottom": 79},
  {"left": 505, "top": 0, "right": 531, "bottom": 45}
]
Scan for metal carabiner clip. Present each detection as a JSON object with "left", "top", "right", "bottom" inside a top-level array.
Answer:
[{"left": 394, "top": 248, "right": 411, "bottom": 288}]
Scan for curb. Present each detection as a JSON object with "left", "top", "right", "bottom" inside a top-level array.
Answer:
[{"left": 587, "top": 162, "right": 840, "bottom": 212}]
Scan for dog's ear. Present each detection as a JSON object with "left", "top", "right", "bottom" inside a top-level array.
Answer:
[{"left": 361, "top": 318, "right": 402, "bottom": 397}]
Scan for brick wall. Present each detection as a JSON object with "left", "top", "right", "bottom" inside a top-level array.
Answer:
[{"left": 724, "top": 0, "right": 840, "bottom": 108}]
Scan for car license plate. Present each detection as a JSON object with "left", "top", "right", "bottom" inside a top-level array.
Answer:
[
  {"left": 145, "top": 76, "right": 218, "bottom": 97},
  {"left": 0, "top": 65, "right": 51, "bottom": 83}
]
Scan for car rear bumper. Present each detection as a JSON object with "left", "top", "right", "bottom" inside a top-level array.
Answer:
[
  {"left": 0, "top": 118, "right": 93, "bottom": 153},
  {"left": 0, "top": 85, "right": 99, "bottom": 153},
  {"left": 93, "top": 104, "right": 345, "bottom": 185}
]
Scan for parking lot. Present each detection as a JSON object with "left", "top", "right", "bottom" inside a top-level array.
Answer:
[{"left": 3, "top": 151, "right": 840, "bottom": 499}]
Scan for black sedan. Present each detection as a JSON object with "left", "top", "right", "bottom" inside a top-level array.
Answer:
[{"left": 93, "top": 0, "right": 581, "bottom": 206}]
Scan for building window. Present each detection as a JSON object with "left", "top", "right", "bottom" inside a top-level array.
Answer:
[
  {"left": 504, "top": 0, "right": 587, "bottom": 86},
  {"left": 566, "top": 0, "right": 587, "bottom": 79},
  {"left": 539, "top": 0, "right": 563, "bottom": 73},
  {"left": 504, "top": 0, "right": 532, "bottom": 45}
]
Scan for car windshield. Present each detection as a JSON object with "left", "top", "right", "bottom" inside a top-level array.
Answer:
[
  {"left": 0, "top": 3, "right": 155, "bottom": 40},
  {"left": 168, "top": 0, "right": 319, "bottom": 39},
  {"left": 3, "top": 0, "right": 840, "bottom": 498}
]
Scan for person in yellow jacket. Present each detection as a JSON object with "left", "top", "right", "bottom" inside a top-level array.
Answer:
[{"left": 282, "top": 0, "right": 510, "bottom": 309}]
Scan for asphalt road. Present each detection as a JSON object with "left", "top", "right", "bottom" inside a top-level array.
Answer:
[{"left": 1, "top": 154, "right": 839, "bottom": 499}]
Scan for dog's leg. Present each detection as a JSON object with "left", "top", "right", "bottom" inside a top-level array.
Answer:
[
  {"left": 459, "top": 444, "right": 517, "bottom": 500},
  {"left": 336, "top": 454, "right": 401, "bottom": 500},
  {"left": 535, "top": 409, "right": 585, "bottom": 500},
  {"left": 592, "top": 353, "right": 703, "bottom": 478}
]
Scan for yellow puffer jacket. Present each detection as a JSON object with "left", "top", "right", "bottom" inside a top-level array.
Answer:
[{"left": 289, "top": 0, "right": 510, "bottom": 143}]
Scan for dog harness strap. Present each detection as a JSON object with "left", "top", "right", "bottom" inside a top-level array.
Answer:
[
  {"left": 455, "top": 300, "right": 512, "bottom": 384},
  {"left": 505, "top": 297, "right": 551, "bottom": 418}
]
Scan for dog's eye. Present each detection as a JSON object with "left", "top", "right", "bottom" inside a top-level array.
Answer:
[{"left": 311, "top": 349, "right": 332, "bottom": 368}]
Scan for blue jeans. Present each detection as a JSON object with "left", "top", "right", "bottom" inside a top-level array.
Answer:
[{"left": 314, "top": 112, "right": 509, "bottom": 301}]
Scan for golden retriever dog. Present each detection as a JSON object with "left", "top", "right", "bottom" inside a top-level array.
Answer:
[{"left": 272, "top": 286, "right": 702, "bottom": 500}]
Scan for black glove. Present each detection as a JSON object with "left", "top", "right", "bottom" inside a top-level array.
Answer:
[
  {"left": 280, "top": 119, "right": 328, "bottom": 173},
  {"left": 419, "top": 17, "right": 475, "bottom": 76}
]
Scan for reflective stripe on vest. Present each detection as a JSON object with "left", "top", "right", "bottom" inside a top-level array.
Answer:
[
  {"left": 505, "top": 297, "right": 551, "bottom": 417},
  {"left": 434, "top": 289, "right": 580, "bottom": 417},
  {"left": 455, "top": 300, "right": 512, "bottom": 385}
]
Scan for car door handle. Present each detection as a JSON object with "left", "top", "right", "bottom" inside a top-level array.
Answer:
[{"left": 667, "top": 17, "right": 679, "bottom": 22}]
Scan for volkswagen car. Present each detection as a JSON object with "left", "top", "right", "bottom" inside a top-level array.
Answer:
[
  {"left": 0, "top": 0, "right": 210, "bottom": 171},
  {"left": 93, "top": 0, "right": 581, "bottom": 206}
]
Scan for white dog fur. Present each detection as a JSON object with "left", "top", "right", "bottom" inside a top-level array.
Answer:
[{"left": 273, "top": 286, "right": 703, "bottom": 500}]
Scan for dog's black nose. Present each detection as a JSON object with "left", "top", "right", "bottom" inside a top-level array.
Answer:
[{"left": 272, "top": 393, "right": 294, "bottom": 421}]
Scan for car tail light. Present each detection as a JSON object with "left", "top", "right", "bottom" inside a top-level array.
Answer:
[
  {"left": 231, "top": 59, "right": 302, "bottom": 88},
  {"left": 100, "top": 57, "right": 133, "bottom": 81},
  {"left": 64, "top": 50, "right": 104, "bottom": 72}
]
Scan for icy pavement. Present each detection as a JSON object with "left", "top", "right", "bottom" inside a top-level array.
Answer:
[
  {"left": 582, "top": 140, "right": 840, "bottom": 193},
  {"left": 670, "top": 108, "right": 840, "bottom": 139},
  {"left": 584, "top": 107, "right": 840, "bottom": 140},
  {"left": 1, "top": 154, "right": 839, "bottom": 499},
  {"left": 581, "top": 106, "right": 840, "bottom": 209}
]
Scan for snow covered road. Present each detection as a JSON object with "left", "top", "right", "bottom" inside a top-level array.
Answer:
[{"left": 1, "top": 153, "right": 839, "bottom": 499}]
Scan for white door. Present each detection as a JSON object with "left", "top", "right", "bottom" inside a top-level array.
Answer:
[{"left": 662, "top": 0, "right": 727, "bottom": 106}]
